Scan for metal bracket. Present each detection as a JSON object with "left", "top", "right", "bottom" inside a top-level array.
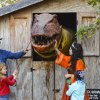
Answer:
[
  {"left": 30, "top": 68, "right": 37, "bottom": 71},
  {"left": 53, "top": 89, "right": 60, "bottom": 93},
  {"left": 0, "top": 38, "right": 2, "bottom": 40}
]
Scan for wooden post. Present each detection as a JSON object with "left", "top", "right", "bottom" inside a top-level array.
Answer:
[{"left": 53, "top": 62, "right": 56, "bottom": 100}]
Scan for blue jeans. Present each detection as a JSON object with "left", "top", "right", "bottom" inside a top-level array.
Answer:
[{"left": 0, "top": 95, "right": 9, "bottom": 100}]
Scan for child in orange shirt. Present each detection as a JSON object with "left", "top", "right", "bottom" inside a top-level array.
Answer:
[{"left": 54, "top": 40, "right": 89, "bottom": 100}]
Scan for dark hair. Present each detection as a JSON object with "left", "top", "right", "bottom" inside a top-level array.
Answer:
[
  {"left": 75, "top": 70, "right": 84, "bottom": 81},
  {"left": 69, "top": 42, "right": 84, "bottom": 72}
]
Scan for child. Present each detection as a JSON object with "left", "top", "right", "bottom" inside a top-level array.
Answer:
[
  {"left": 54, "top": 40, "right": 89, "bottom": 100},
  {"left": 66, "top": 70, "right": 85, "bottom": 100},
  {"left": 0, "top": 63, "right": 17, "bottom": 100}
]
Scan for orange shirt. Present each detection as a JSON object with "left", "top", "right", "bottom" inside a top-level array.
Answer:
[
  {"left": 55, "top": 51, "right": 86, "bottom": 83},
  {"left": 55, "top": 52, "right": 85, "bottom": 70}
]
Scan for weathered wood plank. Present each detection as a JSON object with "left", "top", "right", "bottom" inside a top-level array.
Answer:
[
  {"left": 7, "top": 58, "right": 32, "bottom": 100},
  {"left": 32, "top": 62, "right": 54, "bottom": 100},
  {"left": 31, "top": 0, "right": 98, "bottom": 13},
  {"left": 10, "top": 15, "right": 16, "bottom": 52},
  {"left": 77, "top": 12, "right": 99, "bottom": 56},
  {"left": 0, "top": 0, "right": 100, "bottom": 100},
  {"left": 84, "top": 57, "right": 100, "bottom": 89},
  {"left": 0, "top": 16, "right": 10, "bottom": 50},
  {"left": 55, "top": 65, "right": 67, "bottom": 100},
  {"left": 9, "top": 14, "right": 31, "bottom": 57}
]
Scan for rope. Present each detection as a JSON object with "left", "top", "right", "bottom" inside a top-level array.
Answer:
[
  {"left": 53, "top": 62, "right": 56, "bottom": 100},
  {"left": 25, "top": 39, "right": 32, "bottom": 50},
  {"left": 12, "top": 39, "right": 32, "bottom": 86},
  {"left": 15, "top": 60, "right": 20, "bottom": 76},
  {"left": 15, "top": 39, "right": 32, "bottom": 75}
]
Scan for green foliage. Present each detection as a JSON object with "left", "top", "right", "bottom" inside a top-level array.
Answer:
[
  {"left": 76, "top": 0, "right": 100, "bottom": 39},
  {"left": 87, "top": 0, "right": 100, "bottom": 8},
  {"left": 76, "top": 18, "right": 100, "bottom": 39},
  {"left": 0, "top": 0, "right": 19, "bottom": 7}
]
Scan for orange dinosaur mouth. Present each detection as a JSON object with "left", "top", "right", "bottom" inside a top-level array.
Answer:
[{"left": 32, "top": 34, "right": 59, "bottom": 52}]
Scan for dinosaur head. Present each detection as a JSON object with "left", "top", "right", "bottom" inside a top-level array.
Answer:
[{"left": 31, "top": 13, "right": 62, "bottom": 52}]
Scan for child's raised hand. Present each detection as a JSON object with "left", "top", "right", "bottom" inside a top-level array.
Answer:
[
  {"left": 24, "top": 48, "right": 31, "bottom": 53},
  {"left": 14, "top": 75, "right": 17, "bottom": 79},
  {"left": 13, "top": 70, "right": 18, "bottom": 75}
]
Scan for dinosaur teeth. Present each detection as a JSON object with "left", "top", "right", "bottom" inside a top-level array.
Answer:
[
  {"left": 34, "top": 37, "right": 36, "bottom": 41},
  {"left": 40, "top": 36, "right": 42, "bottom": 40},
  {"left": 47, "top": 41, "right": 49, "bottom": 44},
  {"left": 32, "top": 35, "right": 55, "bottom": 46},
  {"left": 32, "top": 39, "right": 34, "bottom": 43}
]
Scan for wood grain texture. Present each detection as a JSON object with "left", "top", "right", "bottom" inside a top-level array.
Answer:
[
  {"left": 84, "top": 57, "right": 100, "bottom": 89},
  {"left": 9, "top": 12, "right": 31, "bottom": 57},
  {"left": 55, "top": 64, "right": 67, "bottom": 100},
  {"left": 7, "top": 58, "right": 32, "bottom": 100},
  {"left": 32, "top": 61, "right": 54, "bottom": 100},
  {"left": 0, "top": 0, "right": 100, "bottom": 100},
  {"left": 0, "top": 16, "right": 10, "bottom": 50},
  {"left": 77, "top": 12, "right": 99, "bottom": 56},
  {"left": 30, "top": 0, "right": 98, "bottom": 13}
]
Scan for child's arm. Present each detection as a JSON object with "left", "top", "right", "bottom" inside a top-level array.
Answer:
[
  {"left": 66, "top": 83, "right": 75, "bottom": 96},
  {"left": 7, "top": 75, "right": 14, "bottom": 80},
  {"left": 54, "top": 40, "right": 71, "bottom": 69},
  {"left": 7, "top": 70, "right": 18, "bottom": 81},
  {"left": 65, "top": 74, "right": 72, "bottom": 85},
  {"left": 6, "top": 50, "right": 26, "bottom": 59},
  {"left": 65, "top": 74, "right": 75, "bottom": 84},
  {"left": 5, "top": 76, "right": 16, "bottom": 86}
]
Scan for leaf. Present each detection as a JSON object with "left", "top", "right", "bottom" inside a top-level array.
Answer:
[
  {"left": 76, "top": 18, "right": 99, "bottom": 40},
  {"left": 0, "top": 0, "right": 19, "bottom": 7}
]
